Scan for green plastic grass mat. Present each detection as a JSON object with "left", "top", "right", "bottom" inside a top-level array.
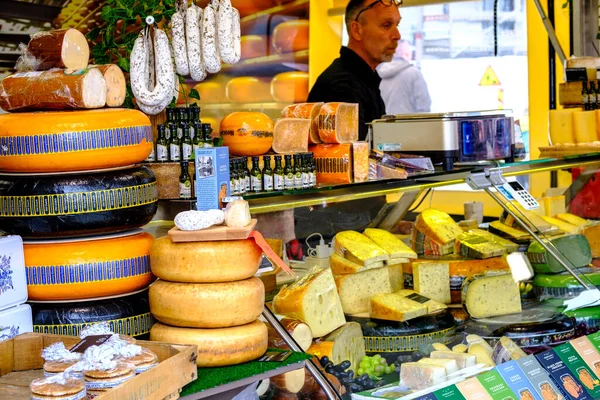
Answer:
[{"left": 180, "top": 350, "right": 312, "bottom": 396}]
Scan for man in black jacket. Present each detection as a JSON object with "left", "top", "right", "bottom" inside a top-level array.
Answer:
[{"left": 308, "top": 0, "right": 402, "bottom": 140}]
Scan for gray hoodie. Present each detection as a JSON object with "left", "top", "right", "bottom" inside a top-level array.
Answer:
[{"left": 377, "top": 58, "right": 432, "bottom": 115}]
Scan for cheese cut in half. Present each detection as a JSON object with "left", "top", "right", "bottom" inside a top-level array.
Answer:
[
  {"left": 329, "top": 253, "right": 384, "bottom": 275},
  {"left": 272, "top": 118, "right": 310, "bottom": 154},
  {"left": 415, "top": 209, "right": 464, "bottom": 245},
  {"left": 317, "top": 103, "right": 359, "bottom": 144},
  {"left": 430, "top": 351, "right": 477, "bottom": 369},
  {"left": 334, "top": 266, "right": 392, "bottom": 314},
  {"left": 25, "top": 29, "right": 90, "bottom": 70},
  {"left": 417, "top": 358, "right": 459, "bottom": 375},
  {"left": 149, "top": 278, "right": 264, "bottom": 328},
  {"left": 413, "top": 262, "right": 451, "bottom": 304},
  {"left": 150, "top": 237, "right": 262, "bottom": 283},
  {"left": 369, "top": 292, "right": 427, "bottom": 322},
  {"left": 400, "top": 362, "right": 447, "bottom": 391},
  {"left": 91, "top": 64, "right": 126, "bottom": 107},
  {"left": 333, "top": 231, "right": 389, "bottom": 266},
  {"left": 363, "top": 228, "right": 417, "bottom": 260},
  {"left": 0, "top": 108, "right": 152, "bottom": 173},
  {"left": 462, "top": 273, "right": 522, "bottom": 319},
  {"left": 306, "top": 322, "right": 365, "bottom": 373},
  {"left": 150, "top": 320, "right": 268, "bottom": 367},
  {"left": 282, "top": 102, "right": 324, "bottom": 144},
  {"left": 272, "top": 268, "right": 346, "bottom": 338}
]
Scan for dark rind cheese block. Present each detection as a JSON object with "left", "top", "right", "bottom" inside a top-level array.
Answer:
[
  {"left": 31, "top": 290, "right": 154, "bottom": 338},
  {"left": 533, "top": 268, "right": 600, "bottom": 299},
  {"left": 0, "top": 166, "right": 158, "bottom": 238},
  {"left": 346, "top": 310, "right": 456, "bottom": 365},
  {"left": 0, "top": 109, "right": 153, "bottom": 173},
  {"left": 24, "top": 232, "right": 155, "bottom": 301},
  {"left": 527, "top": 234, "right": 592, "bottom": 273}
]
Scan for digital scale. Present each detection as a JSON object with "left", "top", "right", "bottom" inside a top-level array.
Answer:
[{"left": 371, "top": 110, "right": 516, "bottom": 171}]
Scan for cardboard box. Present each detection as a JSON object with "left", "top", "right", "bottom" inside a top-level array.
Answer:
[
  {"left": 195, "top": 147, "right": 230, "bottom": 211},
  {"left": 0, "top": 333, "right": 198, "bottom": 400}
]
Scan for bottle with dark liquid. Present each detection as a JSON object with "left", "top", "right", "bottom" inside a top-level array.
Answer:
[
  {"left": 230, "top": 159, "right": 239, "bottom": 196},
  {"left": 156, "top": 124, "right": 169, "bottom": 162},
  {"left": 273, "top": 155, "right": 284, "bottom": 191},
  {"left": 192, "top": 120, "right": 203, "bottom": 156},
  {"left": 250, "top": 156, "right": 262, "bottom": 193},
  {"left": 181, "top": 124, "right": 193, "bottom": 161},
  {"left": 582, "top": 82, "right": 591, "bottom": 111},
  {"left": 284, "top": 154, "right": 294, "bottom": 190},
  {"left": 293, "top": 154, "right": 303, "bottom": 190},
  {"left": 301, "top": 154, "right": 310, "bottom": 189},
  {"left": 165, "top": 108, "right": 174, "bottom": 140},
  {"left": 310, "top": 153, "right": 317, "bottom": 187},
  {"left": 203, "top": 123, "right": 213, "bottom": 147},
  {"left": 263, "top": 155, "right": 273, "bottom": 192},
  {"left": 590, "top": 81, "right": 598, "bottom": 110},
  {"left": 243, "top": 157, "right": 251, "bottom": 194},
  {"left": 179, "top": 161, "right": 192, "bottom": 199},
  {"left": 169, "top": 127, "right": 181, "bottom": 162}
]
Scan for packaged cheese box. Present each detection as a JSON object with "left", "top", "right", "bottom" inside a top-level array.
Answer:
[
  {"left": 535, "top": 349, "right": 592, "bottom": 400},
  {"left": 434, "top": 384, "right": 467, "bottom": 400},
  {"left": 571, "top": 336, "right": 600, "bottom": 381},
  {"left": 310, "top": 142, "right": 369, "bottom": 184},
  {"left": 476, "top": 369, "right": 518, "bottom": 400},
  {"left": 456, "top": 376, "right": 493, "bottom": 400},
  {"left": 584, "top": 331, "right": 600, "bottom": 356},
  {"left": 496, "top": 360, "right": 543, "bottom": 400},
  {"left": 517, "top": 355, "right": 566, "bottom": 400},
  {"left": 554, "top": 343, "right": 600, "bottom": 397}
]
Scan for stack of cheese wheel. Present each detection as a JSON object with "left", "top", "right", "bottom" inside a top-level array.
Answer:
[
  {"left": 149, "top": 235, "right": 269, "bottom": 367},
  {"left": 0, "top": 28, "right": 159, "bottom": 336}
]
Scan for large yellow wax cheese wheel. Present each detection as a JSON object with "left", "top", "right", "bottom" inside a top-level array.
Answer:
[
  {"left": 0, "top": 108, "right": 152, "bottom": 173},
  {"left": 150, "top": 237, "right": 262, "bottom": 283},
  {"left": 24, "top": 232, "right": 155, "bottom": 301},
  {"left": 573, "top": 111, "right": 596, "bottom": 143},
  {"left": 549, "top": 109, "right": 574, "bottom": 144},
  {"left": 193, "top": 81, "right": 228, "bottom": 104},
  {"left": 149, "top": 278, "right": 264, "bottom": 328},
  {"left": 226, "top": 77, "right": 273, "bottom": 103},
  {"left": 150, "top": 320, "right": 268, "bottom": 367},
  {"left": 271, "top": 72, "right": 309, "bottom": 103}
]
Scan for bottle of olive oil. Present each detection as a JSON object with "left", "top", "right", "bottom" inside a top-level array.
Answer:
[
  {"left": 243, "top": 157, "right": 251, "bottom": 194},
  {"left": 230, "top": 159, "right": 239, "bottom": 195},
  {"left": 263, "top": 155, "right": 273, "bottom": 192},
  {"left": 273, "top": 155, "right": 284, "bottom": 191},
  {"left": 156, "top": 124, "right": 169, "bottom": 162},
  {"left": 181, "top": 125, "right": 193, "bottom": 161},
  {"left": 284, "top": 154, "right": 294, "bottom": 190},
  {"left": 293, "top": 154, "right": 303, "bottom": 190},
  {"left": 179, "top": 161, "right": 192, "bottom": 199},
  {"left": 250, "top": 156, "right": 262, "bottom": 193},
  {"left": 169, "top": 127, "right": 181, "bottom": 162},
  {"left": 301, "top": 154, "right": 310, "bottom": 189}
]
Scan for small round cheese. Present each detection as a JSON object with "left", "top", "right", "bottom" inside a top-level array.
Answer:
[
  {"left": 150, "top": 237, "right": 262, "bottom": 283},
  {"left": 150, "top": 320, "right": 268, "bottom": 367},
  {"left": 149, "top": 278, "right": 264, "bottom": 328}
]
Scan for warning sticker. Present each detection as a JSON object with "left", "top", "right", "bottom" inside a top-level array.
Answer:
[{"left": 479, "top": 66, "right": 501, "bottom": 86}]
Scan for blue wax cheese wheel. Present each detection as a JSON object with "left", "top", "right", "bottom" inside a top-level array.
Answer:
[
  {"left": 31, "top": 290, "right": 154, "bottom": 338},
  {"left": 0, "top": 166, "right": 158, "bottom": 239},
  {"left": 346, "top": 310, "right": 456, "bottom": 365},
  {"left": 533, "top": 268, "right": 600, "bottom": 299},
  {"left": 527, "top": 234, "right": 592, "bottom": 274}
]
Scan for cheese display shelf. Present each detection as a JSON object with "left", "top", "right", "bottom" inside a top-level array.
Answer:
[
  {"left": 220, "top": 50, "right": 309, "bottom": 76},
  {"left": 239, "top": 0, "right": 310, "bottom": 32}
]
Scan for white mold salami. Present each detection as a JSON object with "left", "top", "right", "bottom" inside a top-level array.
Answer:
[
  {"left": 171, "top": 10, "right": 190, "bottom": 76},
  {"left": 217, "top": 0, "right": 236, "bottom": 64},
  {"left": 231, "top": 7, "right": 241, "bottom": 64},
  {"left": 202, "top": 2, "right": 222, "bottom": 74},
  {"left": 186, "top": 4, "right": 207, "bottom": 82}
]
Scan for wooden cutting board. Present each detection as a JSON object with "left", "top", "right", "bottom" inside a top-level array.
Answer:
[{"left": 168, "top": 219, "right": 258, "bottom": 242}]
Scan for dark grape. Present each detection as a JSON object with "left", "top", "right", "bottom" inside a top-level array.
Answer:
[
  {"left": 337, "top": 371, "right": 349, "bottom": 380},
  {"left": 320, "top": 356, "right": 330, "bottom": 367},
  {"left": 349, "top": 383, "right": 364, "bottom": 393},
  {"left": 363, "top": 380, "right": 375, "bottom": 390},
  {"left": 347, "top": 371, "right": 354, "bottom": 380},
  {"left": 325, "top": 365, "right": 335, "bottom": 374},
  {"left": 338, "top": 360, "right": 351, "bottom": 370},
  {"left": 375, "top": 380, "right": 387, "bottom": 388},
  {"left": 341, "top": 377, "right": 354, "bottom": 386}
]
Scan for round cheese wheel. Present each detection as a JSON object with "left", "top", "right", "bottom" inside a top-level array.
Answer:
[
  {"left": 201, "top": 116, "right": 222, "bottom": 136},
  {"left": 149, "top": 277, "right": 264, "bottom": 328},
  {"left": 272, "top": 20, "right": 309, "bottom": 54},
  {"left": 221, "top": 112, "right": 274, "bottom": 156},
  {"left": 271, "top": 72, "right": 309, "bottom": 103},
  {"left": 193, "top": 81, "right": 228, "bottom": 104},
  {"left": 232, "top": 0, "right": 276, "bottom": 17},
  {"left": 0, "top": 108, "right": 153, "bottom": 173},
  {"left": 24, "top": 232, "right": 155, "bottom": 301},
  {"left": 241, "top": 35, "right": 267, "bottom": 60},
  {"left": 150, "top": 237, "right": 262, "bottom": 283},
  {"left": 0, "top": 166, "right": 158, "bottom": 239},
  {"left": 32, "top": 290, "right": 154, "bottom": 338},
  {"left": 150, "top": 320, "right": 268, "bottom": 367},
  {"left": 226, "top": 77, "right": 273, "bottom": 103}
]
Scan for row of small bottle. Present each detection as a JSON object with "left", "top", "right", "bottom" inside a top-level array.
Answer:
[
  {"left": 582, "top": 80, "right": 600, "bottom": 110},
  {"left": 229, "top": 153, "right": 317, "bottom": 195}
]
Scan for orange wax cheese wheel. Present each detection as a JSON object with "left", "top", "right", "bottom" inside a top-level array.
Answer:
[
  {"left": 150, "top": 320, "right": 268, "bottom": 367},
  {"left": 241, "top": 35, "right": 268, "bottom": 60},
  {"left": 194, "top": 81, "right": 228, "bottom": 104},
  {"left": 271, "top": 72, "right": 309, "bottom": 103},
  {"left": 282, "top": 103, "right": 324, "bottom": 144},
  {"left": 226, "top": 77, "right": 273, "bottom": 103},
  {"left": 149, "top": 277, "right": 264, "bottom": 328},
  {"left": 549, "top": 109, "right": 575, "bottom": 144},
  {"left": 272, "top": 20, "right": 309, "bottom": 53},
  {"left": 150, "top": 236, "right": 262, "bottom": 282},
  {"left": 317, "top": 103, "right": 359, "bottom": 144},
  {"left": 221, "top": 111, "right": 274, "bottom": 156},
  {"left": 24, "top": 232, "right": 155, "bottom": 301},
  {"left": 573, "top": 111, "right": 596, "bottom": 143},
  {"left": 0, "top": 108, "right": 152, "bottom": 173},
  {"left": 272, "top": 118, "right": 310, "bottom": 154},
  {"left": 233, "top": 0, "right": 277, "bottom": 17}
]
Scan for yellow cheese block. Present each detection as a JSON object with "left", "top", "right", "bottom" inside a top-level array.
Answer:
[
  {"left": 329, "top": 253, "right": 384, "bottom": 275},
  {"left": 333, "top": 231, "right": 389, "bottom": 266},
  {"left": 413, "top": 262, "right": 451, "bottom": 304},
  {"left": 150, "top": 237, "right": 262, "bottom": 283},
  {"left": 369, "top": 292, "right": 427, "bottom": 322},
  {"left": 543, "top": 196, "right": 566, "bottom": 217},
  {"left": 556, "top": 213, "right": 590, "bottom": 227},
  {"left": 24, "top": 232, "right": 155, "bottom": 301},
  {"left": 334, "top": 267, "right": 393, "bottom": 314},
  {"left": 573, "top": 111, "right": 596, "bottom": 143},
  {"left": 549, "top": 109, "right": 575, "bottom": 145},
  {"left": 0, "top": 109, "right": 152, "bottom": 173},
  {"left": 462, "top": 273, "right": 522, "bottom": 319},
  {"left": 395, "top": 289, "right": 447, "bottom": 313},
  {"left": 306, "top": 322, "right": 365, "bottom": 373},
  {"left": 501, "top": 201, "right": 553, "bottom": 233},
  {"left": 388, "top": 264, "right": 404, "bottom": 292},
  {"left": 272, "top": 268, "right": 346, "bottom": 338},
  {"left": 415, "top": 209, "right": 464, "bottom": 245},
  {"left": 150, "top": 320, "right": 268, "bottom": 367},
  {"left": 363, "top": 228, "right": 417, "bottom": 260},
  {"left": 149, "top": 277, "right": 264, "bottom": 328},
  {"left": 541, "top": 216, "right": 579, "bottom": 234},
  {"left": 582, "top": 224, "right": 600, "bottom": 258}
]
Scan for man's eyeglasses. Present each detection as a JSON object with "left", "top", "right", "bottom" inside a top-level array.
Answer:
[{"left": 355, "top": 0, "right": 402, "bottom": 22}]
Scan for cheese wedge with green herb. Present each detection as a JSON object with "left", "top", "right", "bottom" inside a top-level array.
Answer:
[
  {"left": 363, "top": 228, "right": 417, "bottom": 260},
  {"left": 333, "top": 231, "right": 389, "bottom": 266},
  {"left": 415, "top": 209, "right": 464, "bottom": 245},
  {"left": 329, "top": 253, "right": 384, "bottom": 275}
]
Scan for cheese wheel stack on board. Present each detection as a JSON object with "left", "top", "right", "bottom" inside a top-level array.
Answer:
[{"left": 149, "top": 223, "right": 269, "bottom": 367}]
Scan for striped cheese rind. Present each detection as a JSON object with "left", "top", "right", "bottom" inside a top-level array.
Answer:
[
  {"left": 0, "top": 109, "right": 153, "bottom": 172},
  {"left": 24, "top": 232, "right": 155, "bottom": 301}
]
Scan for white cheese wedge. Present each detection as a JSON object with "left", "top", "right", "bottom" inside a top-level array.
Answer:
[
  {"left": 417, "top": 358, "right": 459, "bottom": 375},
  {"left": 468, "top": 343, "right": 496, "bottom": 367},
  {"left": 413, "top": 262, "right": 451, "bottom": 304},
  {"left": 462, "top": 273, "right": 522, "bottom": 319},
  {"left": 369, "top": 292, "right": 427, "bottom": 322},
  {"left": 506, "top": 252, "right": 534, "bottom": 283},
  {"left": 272, "top": 268, "right": 346, "bottom": 338},
  {"left": 430, "top": 351, "right": 477, "bottom": 369},
  {"left": 334, "top": 266, "right": 392, "bottom": 314},
  {"left": 400, "top": 362, "right": 447, "bottom": 391}
]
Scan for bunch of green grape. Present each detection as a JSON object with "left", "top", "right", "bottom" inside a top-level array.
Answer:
[{"left": 357, "top": 354, "right": 397, "bottom": 379}]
